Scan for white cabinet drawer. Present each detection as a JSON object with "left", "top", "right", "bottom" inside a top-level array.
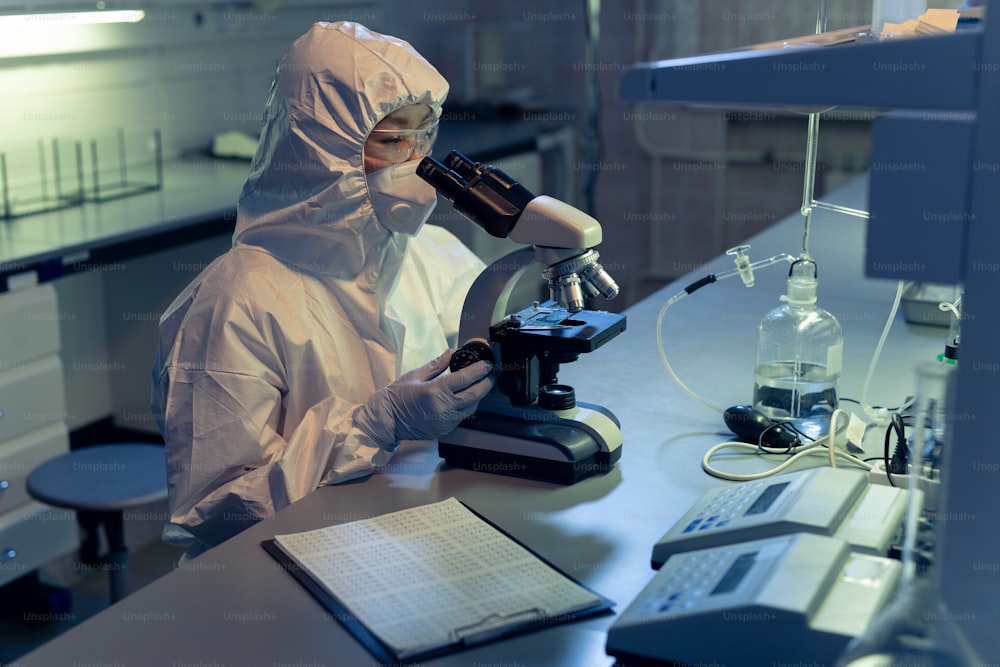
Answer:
[
  {"left": 0, "top": 423, "right": 70, "bottom": 515},
  {"left": 0, "top": 356, "right": 67, "bottom": 443},
  {"left": 0, "top": 284, "right": 61, "bottom": 367},
  {"left": 0, "top": 500, "right": 77, "bottom": 589}
]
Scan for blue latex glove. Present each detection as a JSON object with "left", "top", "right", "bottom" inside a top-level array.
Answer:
[{"left": 355, "top": 350, "right": 494, "bottom": 449}]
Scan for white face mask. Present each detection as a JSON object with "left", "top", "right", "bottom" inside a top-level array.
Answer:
[{"left": 367, "top": 160, "right": 438, "bottom": 235}]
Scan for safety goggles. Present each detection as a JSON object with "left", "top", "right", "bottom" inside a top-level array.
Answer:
[{"left": 366, "top": 119, "right": 439, "bottom": 164}]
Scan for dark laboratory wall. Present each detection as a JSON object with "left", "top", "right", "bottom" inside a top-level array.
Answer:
[{"left": 385, "top": 0, "right": 876, "bottom": 308}]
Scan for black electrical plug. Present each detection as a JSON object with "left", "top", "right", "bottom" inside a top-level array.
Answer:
[
  {"left": 723, "top": 405, "right": 802, "bottom": 450},
  {"left": 887, "top": 413, "right": 908, "bottom": 475}
]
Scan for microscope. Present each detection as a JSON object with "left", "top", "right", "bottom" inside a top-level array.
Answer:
[{"left": 417, "top": 151, "right": 626, "bottom": 484}]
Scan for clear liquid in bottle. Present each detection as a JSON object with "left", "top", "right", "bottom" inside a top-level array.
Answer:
[{"left": 753, "top": 360, "right": 839, "bottom": 440}]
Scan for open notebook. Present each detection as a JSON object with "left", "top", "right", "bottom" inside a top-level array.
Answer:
[{"left": 263, "top": 497, "right": 612, "bottom": 663}]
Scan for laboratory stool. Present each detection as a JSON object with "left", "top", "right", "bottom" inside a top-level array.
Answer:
[{"left": 26, "top": 443, "right": 168, "bottom": 603}]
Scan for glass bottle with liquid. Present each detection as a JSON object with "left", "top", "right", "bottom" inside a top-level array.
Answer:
[{"left": 753, "top": 258, "right": 843, "bottom": 440}]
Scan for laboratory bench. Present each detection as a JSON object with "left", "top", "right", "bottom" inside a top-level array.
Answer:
[
  {"left": 0, "top": 160, "right": 246, "bottom": 292},
  {"left": 15, "top": 177, "right": 955, "bottom": 666}
]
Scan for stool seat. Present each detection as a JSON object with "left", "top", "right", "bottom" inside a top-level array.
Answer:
[
  {"left": 26, "top": 443, "right": 168, "bottom": 604},
  {"left": 27, "top": 443, "right": 167, "bottom": 511}
]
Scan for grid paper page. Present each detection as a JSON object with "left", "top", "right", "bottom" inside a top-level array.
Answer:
[{"left": 273, "top": 497, "right": 601, "bottom": 659}]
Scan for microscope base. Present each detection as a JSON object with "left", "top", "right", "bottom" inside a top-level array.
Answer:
[{"left": 437, "top": 403, "right": 623, "bottom": 485}]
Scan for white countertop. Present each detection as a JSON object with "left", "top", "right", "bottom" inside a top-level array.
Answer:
[{"left": 0, "top": 158, "right": 250, "bottom": 284}]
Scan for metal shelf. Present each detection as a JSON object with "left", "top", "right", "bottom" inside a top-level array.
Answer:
[{"left": 620, "top": 29, "right": 981, "bottom": 111}]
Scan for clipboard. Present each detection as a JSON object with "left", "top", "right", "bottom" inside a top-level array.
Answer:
[{"left": 262, "top": 497, "right": 613, "bottom": 664}]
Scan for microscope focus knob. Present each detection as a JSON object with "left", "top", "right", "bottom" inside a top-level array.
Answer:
[{"left": 449, "top": 339, "right": 494, "bottom": 373}]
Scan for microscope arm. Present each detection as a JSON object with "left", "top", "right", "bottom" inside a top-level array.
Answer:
[{"left": 458, "top": 246, "right": 535, "bottom": 344}]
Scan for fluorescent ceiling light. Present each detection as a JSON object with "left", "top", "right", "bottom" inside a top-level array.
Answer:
[
  {"left": 0, "top": 10, "right": 145, "bottom": 26},
  {"left": 0, "top": 9, "right": 147, "bottom": 57}
]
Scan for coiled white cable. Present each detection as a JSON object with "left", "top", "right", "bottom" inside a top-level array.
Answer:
[{"left": 701, "top": 408, "right": 873, "bottom": 481}]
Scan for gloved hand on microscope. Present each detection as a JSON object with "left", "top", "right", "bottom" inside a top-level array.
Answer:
[{"left": 355, "top": 350, "right": 494, "bottom": 448}]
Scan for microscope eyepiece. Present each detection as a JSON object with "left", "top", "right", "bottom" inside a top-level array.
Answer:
[
  {"left": 442, "top": 151, "right": 478, "bottom": 179},
  {"left": 416, "top": 157, "right": 465, "bottom": 199},
  {"left": 417, "top": 153, "right": 534, "bottom": 239}
]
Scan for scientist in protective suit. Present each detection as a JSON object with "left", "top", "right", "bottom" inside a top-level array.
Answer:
[{"left": 151, "top": 21, "right": 494, "bottom": 560}]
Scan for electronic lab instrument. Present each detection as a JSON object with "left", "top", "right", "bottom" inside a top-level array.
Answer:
[
  {"left": 418, "top": 151, "right": 625, "bottom": 484},
  {"left": 652, "top": 467, "right": 909, "bottom": 568},
  {"left": 607, "top": 532, "right": 901, "bottom": 667}
]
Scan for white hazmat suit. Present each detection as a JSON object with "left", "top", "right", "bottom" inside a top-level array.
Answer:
[{"left": 151, "top": 22, "right": 491, "bottom": 559}]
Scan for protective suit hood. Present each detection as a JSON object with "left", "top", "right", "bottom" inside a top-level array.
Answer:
[{"left": 234, "top": 21, "right": 448, "bottom": 282}]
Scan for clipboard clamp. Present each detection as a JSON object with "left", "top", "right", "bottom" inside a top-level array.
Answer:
[{"left": 451, "top": 607, "right": 546, "bottom": 645}]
